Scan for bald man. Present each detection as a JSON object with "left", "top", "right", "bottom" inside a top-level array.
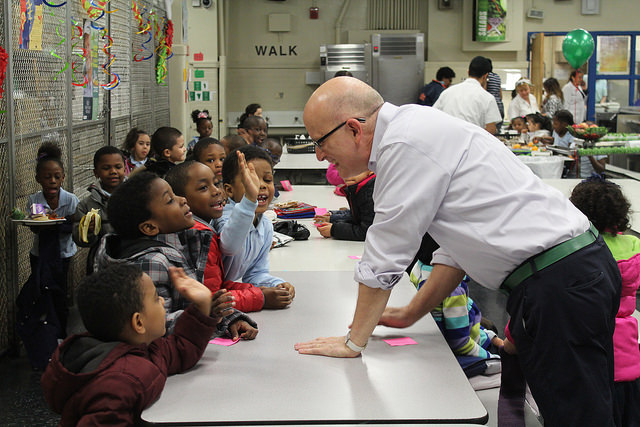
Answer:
[{"left": 294, "top": 77, "right": 620, "bottom": 427}]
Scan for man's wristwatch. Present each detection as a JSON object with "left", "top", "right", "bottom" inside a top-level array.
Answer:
[{"left": 345, "top": 331, "right": 367, "bottom": 353}]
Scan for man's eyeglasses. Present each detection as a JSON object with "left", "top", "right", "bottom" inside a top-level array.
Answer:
[{"left": 312, "top": 118, "right": 366, "bottom": 148}]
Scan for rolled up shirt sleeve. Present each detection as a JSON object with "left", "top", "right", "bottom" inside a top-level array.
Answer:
[
  {"left": 355, "top": 141, "right": 451, "bottom": 290},
  {"left": 430, "top": 247, "right": 463, "bottom": 270}
]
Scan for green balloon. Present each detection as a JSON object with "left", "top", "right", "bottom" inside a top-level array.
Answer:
[{"left": 562, "top": 29, "right": 595, "bottom": 69}]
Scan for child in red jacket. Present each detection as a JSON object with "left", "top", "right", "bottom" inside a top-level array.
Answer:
[
  {"left": 41, "top": 264, "right": 234, "bottom": 426},
  {"left": 166, "top": 160, "right": 290, "bottom": 311}
]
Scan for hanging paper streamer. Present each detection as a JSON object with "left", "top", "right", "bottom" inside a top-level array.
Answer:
[
  {"left": 156, "top": 45, "right": 169, "bottom": 85},
  {"left": 70, "top": 19, "right": 88, "bottom": 87},
  {"left": 132, "top": 1, "right": 149, "bottom": 34},
  {"left": 100, "top": 31, "right": 120, "bottom": 90},
  {"left": 87, "top": 0, "right": 107, "bottom": 30},
  {"left": 42, "top": 0, "right": 67, "bottom": 6},
  {"left": 133, "top": 32, "right": 153, "bottom": 62},
  {"left": 82, "top": 0, "right": 119, "bottom": 31},
  {"left": 149, "top": 10, "right": 159, "bottom": 39},
  {"left": 0, "top": 45, "right": 8, "bottom": 113},
  {"left": 50, "top": 12, "right": 69, "bottom": 80},
  {"left": 155, "top": 19, "right": 174, "bottom": 85},
  {"left": 81, "top": 0, "right": 106, "bottom": 20},
  {"left": 164, "top": 20, "right": 174, "bottom": 51},
  {"left": 132, "top": 1, "right": 152, "bottom": 61}
]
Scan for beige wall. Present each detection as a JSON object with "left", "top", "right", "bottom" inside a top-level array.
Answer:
[
  {"left": 225, "top": 0, "right": 380, "bottom": 113},
  {"left": 169, "top": 1, "right": 219, "bottom": 138},
  {"left": 170, "top": 0, "right": 640, "bottom": 134}
]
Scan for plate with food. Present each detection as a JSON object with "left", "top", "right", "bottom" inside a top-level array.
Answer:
[
  {"left": 567, "top": 123, "right": 608, "bottom": 141},
  {"left": 12, "top": 218, "right": 67, "bottom": 226},
  {"left": 9, "top": 207, "right": 66, "bottom": 225}
]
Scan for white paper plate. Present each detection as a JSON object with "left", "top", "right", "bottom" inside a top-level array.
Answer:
[{"left": 12, "top": 218, "right": 66, "bottom": 226}]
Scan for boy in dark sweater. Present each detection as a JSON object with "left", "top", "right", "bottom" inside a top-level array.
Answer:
[
  {"left": 95, "top": 171, "right": 258, "bottom": 338},
  {"left": 41, "top": 264, "right": 233, "bottom": 426},
  {"left": 142, "top": 127, "right": 186, "bottom": 178}
]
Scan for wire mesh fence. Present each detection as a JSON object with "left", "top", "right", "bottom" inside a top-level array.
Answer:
[{"left": 0, "top": 0, "right": 171, "bottom": 354}]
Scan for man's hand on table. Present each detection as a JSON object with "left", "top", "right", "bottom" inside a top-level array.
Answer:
[{"left": 294, "top": 336, "right": 361, "bottom": 358}]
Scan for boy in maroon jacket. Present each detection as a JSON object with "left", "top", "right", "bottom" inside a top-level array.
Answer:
[{"left": 41, "top": 264, "right": 235, "bottom": 426}]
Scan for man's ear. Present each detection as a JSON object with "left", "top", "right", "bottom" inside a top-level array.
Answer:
[
  {"left": 130, "top": 312, "right": 145, "bottom": 335},
  {"left": 139, "top": 219, "right": 160, "bottom": 237},
  {"left": 346, "top": 118, "right": 364, "bottom": 144},
  {"left": 163, "top": 148, "right": 172, "bottom": 160},
  {"left": 93, "top": 169, "right": 99, "bottom": 179}
]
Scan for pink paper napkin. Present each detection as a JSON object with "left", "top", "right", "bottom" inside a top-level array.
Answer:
[
  {"left": 280, "top": 180, "right": 293, "bottom": 191},
  {"left": 209, "top": 337, "right": 240, "bottom": 346},
  {"left": 348, "top": 255, "right": 361, "bottom": 260},
  {"left": 383, "top": 337, "right": 417, "bottom": 346},
  {"left": 314, "top": 207, "right": 328, "bottom": 216}
]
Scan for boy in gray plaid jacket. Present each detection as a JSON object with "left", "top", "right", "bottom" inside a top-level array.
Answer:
[{"left": 95, "top": 171, "right": 258, "bottom": 339}]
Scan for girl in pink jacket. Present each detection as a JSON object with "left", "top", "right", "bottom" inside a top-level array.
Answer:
[{"left": 570, "top": 176, "right": 640, "bottom": 426}]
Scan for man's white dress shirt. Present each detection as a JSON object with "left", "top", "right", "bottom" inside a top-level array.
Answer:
[{"left": 355, "top": 103, "right": 589, "bottom": 290}]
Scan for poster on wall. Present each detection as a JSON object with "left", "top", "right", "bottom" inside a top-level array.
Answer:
[
  {"left": 473, "top": 0, "right": 507, "bottom": 42},
  {"left": 598, "top": 36, "right": 630, "bottom": 74},
  {"left": 82, "top": 20, "right": 100, "bottom": 120},
  {"left": 19, "top": 0, "right": 44, "bottom": 50}
]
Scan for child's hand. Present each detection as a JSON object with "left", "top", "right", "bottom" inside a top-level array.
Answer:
[
  {"left": 317, "top": 223, "right": 332, "bottom": 238},
  {"left": 503, "top": 338, "right": 518, "bottom": 355},
  {"left": 344, "top": 171, "right": 371, "bottom": 186},
  {"left": 260, "top": 286, "right": 292, "bottom": 309},
  {"left": 313, "top": 213, "right": 331, "bottom": 223},
  {"left": 491, "top": 336, "right": 504, "bottom": 348},
  {"left": 237, "top": 151, "right": 260, "bottom": 203},
  {"left": 277, "top": 282, "right": 295, "bottom": 300},
  {"left": 169, "top": 267, "right": 212, "bottom": 317},
  {"left": 210, "top": 289, "right": 235, "bottom": 323},
  {"left": 228, "top": 320, "right": 258, "bottom": 340},
  {"left": 377, "top": 305, "right": 416, "bottom": 328}
]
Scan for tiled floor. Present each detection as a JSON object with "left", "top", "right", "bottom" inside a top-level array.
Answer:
[{"left": 0, "top": 352, "right": 59, "bottom": 426}]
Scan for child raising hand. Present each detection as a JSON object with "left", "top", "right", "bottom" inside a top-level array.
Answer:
[
  {"left": 41, "top": 264, "right": 240, "bottom": 426},
  {"left": 216, "top": 146, "right": 295, "bottom": 309}
]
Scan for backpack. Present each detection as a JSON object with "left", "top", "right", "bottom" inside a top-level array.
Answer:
[{"left": 273, "top": 221, "right": 310, "bottom": 240}]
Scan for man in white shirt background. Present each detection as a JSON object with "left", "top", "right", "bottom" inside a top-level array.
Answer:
[
  {"left": 433, "top": 56, "right": 502, "bottom": 135},
  {"left": 296, "top": 76, "right": 621, "bottom": 427}
]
